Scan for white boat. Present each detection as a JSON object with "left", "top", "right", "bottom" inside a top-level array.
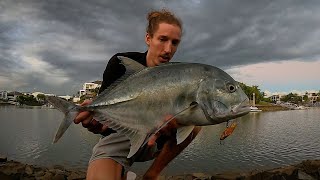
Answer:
[
  {"left": 250, "top": 106, "right": 262, "bottom": 112},
  {"left": 293, "top": 105, "right": 309, "bottom": 110}
]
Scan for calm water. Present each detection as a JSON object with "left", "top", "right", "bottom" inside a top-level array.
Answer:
[{"left": 0, "top": 106, "right": 319, "bottom": 175}]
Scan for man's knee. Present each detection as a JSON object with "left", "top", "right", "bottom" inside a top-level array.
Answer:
[{"left": 87, "top": 158, "right": 123, "bottom": 180}]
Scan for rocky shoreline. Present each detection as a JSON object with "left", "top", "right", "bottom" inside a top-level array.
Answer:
[{"left": 1, "top": 156, "right": 319, "bottom": 180}]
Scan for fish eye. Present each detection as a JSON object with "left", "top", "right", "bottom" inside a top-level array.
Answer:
[{"left": 226, "top": 83, "right": 236, "bottom": 93}]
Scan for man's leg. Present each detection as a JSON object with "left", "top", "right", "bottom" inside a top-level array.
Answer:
[
  {"left": 143, "top": 126, "right": 202, "bottom": 179},
  {"left": 87, "top": 158, "right": 122, "bottom": 180},
  {"left": 88, "top": 133, "right": 132, "bottom": 180}
]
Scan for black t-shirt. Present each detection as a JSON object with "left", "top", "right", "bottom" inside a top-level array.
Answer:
[
  {"left": 98, "top": 51, "right": 147, "bottom": 136},
  {"left": 99, "top": 51, "right": 147, "bottom": 94}
]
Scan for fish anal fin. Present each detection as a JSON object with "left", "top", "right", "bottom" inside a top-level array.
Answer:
[
  {"left": 127, "top": 132, "right": 147, "bottom": 158},
  {"left": 176, "top": 126, "right": 195, "bottom": 144}
]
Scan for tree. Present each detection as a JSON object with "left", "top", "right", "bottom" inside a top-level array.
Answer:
[
  {"left": 16, "top": 95, "right": 41, "bottom": 106},
  {"left": 280, "top": 93, "right": 302, "bottom": 104},
  {"left": 239, "top": 82, "right": 264, "bottom": 104},
  {"left": 37, "top": 94, "right": 46, "bottom": 103},
  {"left": 303, "top": 95, "right": 309, "bottom": 102}
]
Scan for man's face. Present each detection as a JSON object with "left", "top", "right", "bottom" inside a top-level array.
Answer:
[{"left": 145, "top": 23, "right": 182, "bottom": 67}]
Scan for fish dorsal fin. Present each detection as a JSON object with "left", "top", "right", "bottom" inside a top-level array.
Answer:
[
  {"left": 117, "top": 56, "right": 145, "bottom": 75},
  {"left": 94, "top": 56, "right": 145, "bottom": 100},
  {"left": 176, "top": 126, "right": 195, "bottom": 144}
]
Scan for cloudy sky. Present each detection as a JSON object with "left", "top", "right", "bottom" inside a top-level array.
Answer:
[{"left": 1, "top": 0, "right": 320, "bottom": 96}]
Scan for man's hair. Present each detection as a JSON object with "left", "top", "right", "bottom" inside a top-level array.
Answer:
[{"left": 146, "top": 9, "right": 182, "bottom": 37}]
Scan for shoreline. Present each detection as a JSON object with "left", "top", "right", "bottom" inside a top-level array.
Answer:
[
  {"left": 255, "top": 104, "right": 290, "bottom": 111},
  {"left": 1, "top": 157, "right": 319, "bottom": 179}
]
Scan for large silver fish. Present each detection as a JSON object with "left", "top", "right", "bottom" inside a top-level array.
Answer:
[{"left": 47, "top": 56, "right": 250, "bottom": 158}]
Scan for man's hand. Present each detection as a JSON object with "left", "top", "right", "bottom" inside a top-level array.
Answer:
[
  {"left": 147, "top": 115, "right": 179, "bottom": 146},
  {"left": 74, "top": 100, "right": 109, "bottom": 134}
]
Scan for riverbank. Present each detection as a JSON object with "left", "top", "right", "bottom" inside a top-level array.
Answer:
[
  {"left": 255, "top": 104, "right": 290, "bottom": 111},
  {"left": 1, "top": 157, "right": 319, "bottom": 180}
]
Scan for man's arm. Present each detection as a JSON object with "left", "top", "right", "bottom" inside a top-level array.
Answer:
[{"left": 144, "top": 117, "right": 202, "bottom": 179}]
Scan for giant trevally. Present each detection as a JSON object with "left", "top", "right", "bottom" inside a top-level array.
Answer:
[{"left": 47, "top": 56, "right": 250, "bottom": 158}]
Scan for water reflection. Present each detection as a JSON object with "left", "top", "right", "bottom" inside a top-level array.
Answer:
[{"left": 1, "top": 106, "right": 320, "bottom": 174}]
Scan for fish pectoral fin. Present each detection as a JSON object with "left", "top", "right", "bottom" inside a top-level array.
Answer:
[
  {"left": 176, "top": 126, "right": 195, "bottom": 144},
  {"left": 143, "top": 102, "right": 199, "bottom": 146},
  {"left": 127, "top": 132, "right": 147, "bottom": 158},
  {"left": 149, "top": 102, "right": 199, "bottom": 139}
]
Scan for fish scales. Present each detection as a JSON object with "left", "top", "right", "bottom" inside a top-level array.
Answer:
[{"left": 47, "top": 56, "right": 250, "bottom": 158}]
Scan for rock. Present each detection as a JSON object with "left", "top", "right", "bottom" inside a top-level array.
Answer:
[
  {"left": 34, "top": 170, "right": 45, "bottom": 177},
  {"left": 297, "top": 170, "right": 315, "bottom": 180},
  {"left": 25, "top": 165, "right": 34, "bottom": 175},
  {"left": 190, "top": 173, "right": 211, "bottom": 180},
  {"left": 67, "top": 171, "right": 86, "bottom": 180},
  {"left": 0, "top": 155, "right": 7, "bottom": 162},
  {"left": 52, "top": 173, "right": 67, "bottom": 180},
  {"left": 0, "top": 160, "right": 26, "bottom": 175},
  {"left": 300, "top": 160, "right": 320, "bottom": 176},
  {"left": 53, "top": 165, "right": 66, "bottom": 171},
  {"left": 49, "top": 168, "right": 65, "bottom": 175},
  {"left": 38, "top": 171, "right": 54, "bottom": 180}
]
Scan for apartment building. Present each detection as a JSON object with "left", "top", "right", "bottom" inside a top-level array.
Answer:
[
  {"left": 0, "top": 91, "right": 8, "bottom": 100},
  {"left": 79, "top": 81, "right": 102, "bottom": 97}
]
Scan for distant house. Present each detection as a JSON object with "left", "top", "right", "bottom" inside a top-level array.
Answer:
[
  {"left": 72, "top": 97, "right": 81, "bottom": 103},
  {"left": 22, "top": 92, "right": 32, "bottom": 96},
  {"left": 79, "top": 81, "right": 102, "bottom": 97},
  {"left": 7, "top": 91, "right": 23, "bottom": 102},
  {"left": 305, "top": 91, "right": 319, "bottom": 104},
  {"left": 269, "top": 94, "right": 282, "bottom": 103},
  {"left": 0, "top": 91, "right": 8, "bottom": 100}
]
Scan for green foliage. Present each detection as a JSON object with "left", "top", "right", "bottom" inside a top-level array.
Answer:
[
  {"left": 280, "top": 93, "right": 302, "bottom": 104},
  {"left": 262, "top": 97, "right": 272, "bottom": 103},
  {"left": 16, "top": 95, "right": 42, "bottom": 106},
  {"left": 37, "top": 94, "right": 46, "bottom": 102},
  {"left": 303, "top": 95, "right": 309, "bottom": 102},
  {"left": 239, "top": 82, "right": 263, "bottom": 104}
]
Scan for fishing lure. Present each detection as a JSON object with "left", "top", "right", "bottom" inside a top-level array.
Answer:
[{"left": 220, "top": 121, "right": 237, "bottom": 144}]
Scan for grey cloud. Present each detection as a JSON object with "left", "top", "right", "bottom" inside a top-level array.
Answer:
[{"left": 1, "top": 0, "right": 320, "bottom": 94}]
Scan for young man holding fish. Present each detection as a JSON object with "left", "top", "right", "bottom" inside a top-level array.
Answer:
[{"left": 75, "top": 9, "right": 202, "bottom": 179}]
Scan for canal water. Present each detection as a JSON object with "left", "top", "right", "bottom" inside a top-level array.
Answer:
[{"left": 0, "top": 106, "right": 319, "bottom": 175}]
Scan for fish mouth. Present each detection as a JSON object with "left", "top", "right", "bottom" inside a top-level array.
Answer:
[{"left": 205, "top": 98, "right": 250, "bottom": 124}]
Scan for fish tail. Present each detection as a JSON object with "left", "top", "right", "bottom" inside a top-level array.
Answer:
[{"left": 46, "top": 96, "right": 80, "bottom": 143}]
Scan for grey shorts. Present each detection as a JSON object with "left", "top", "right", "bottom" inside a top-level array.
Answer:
[{"left": 89, "top": 133, "right": 160, "bottom": 169}]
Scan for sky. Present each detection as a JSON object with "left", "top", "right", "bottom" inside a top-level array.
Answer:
[{"left": 1, "top": 0, "right": 320, "bottom": 96}]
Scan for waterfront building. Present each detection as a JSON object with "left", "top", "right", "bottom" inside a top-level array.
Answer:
[
  {"left": 7, "top": 91, "right": 23, "bottom": 103},
  {"left": 0, "top": 91, "right": 8, "bottom": 100},
  {"left": 305, "top": 91, "right": 319, "bottom": 104},
  {"left": 79, "top": 81, "right": 101, "bottom": 97},
  {"left": 270, "top": 94, "right": 282, "bottom": 103},
  {"left": 72, "top": 97, "right": 80, "bottom": 103}
]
